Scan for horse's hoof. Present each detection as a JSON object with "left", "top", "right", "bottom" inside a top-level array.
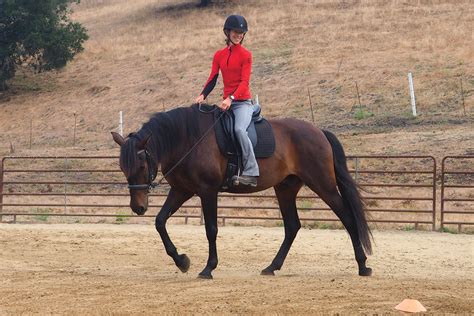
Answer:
[
  {"left": 177, "top": 254, "right": 190, "bottom": 273},
  {"left": 197, "top": 272, "right": 213, "bottom": 279},
  {"left": 261, "top": 268, "right": 275, "bottom": 276},
  {"left": 359, "top": 267, "right": 372, "bottom": 276}
]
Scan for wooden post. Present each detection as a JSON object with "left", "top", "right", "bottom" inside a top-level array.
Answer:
[
  {"left": 355, "top": 81, "right": 362, "bottom": 108},
  {"left": 64, "top": 158, "right": 68, "bottom": 214},
  {"left": 0, "top": 157, "right": 4, "bottom": 220},
  {"left": 408, "top": 72, "right": 417, "bottom": 116},
  {"left": 460, "top": 78, "right": 466, "bottom": 116},
  {"left": 307, "top": 88, "right": 315, "bottom": 124},
  {"left": 336, "top": 58, "right": 343, "bottom": 76},
  {"left": 355, "top": 157, "right": 359, "bottom": 183},
  {"left": 200, "top": 206, "right": 204, "bottom": 225},
  {"left": 73, "top": 112, "right": 77, "bottom": 146},
  {"left": 29, "top": 118, "right": 32, "bottom": 149},
  {"left": 119, "top": 111, "right": 123, "bottom": 136}
]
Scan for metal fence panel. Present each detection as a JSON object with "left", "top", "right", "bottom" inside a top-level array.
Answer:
[
  {"left": 441, "top": 156, "right": 474, "bottom": 232},
  {"left": 0, "top": 155, "right": 441, "bottom": 229}
]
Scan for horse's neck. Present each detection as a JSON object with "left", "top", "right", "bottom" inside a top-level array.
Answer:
[
  {"left": 150, "top": 129, "right": 186, "bottom": 166},
  {"left": 146, "top": 106, "right": 202, "bottom": 169}
]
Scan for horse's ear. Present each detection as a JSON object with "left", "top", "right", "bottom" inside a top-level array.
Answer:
[
  {"left": 137, "top": 133, "right": 151, "bottom": 150},
  {"left": 111, "top": 132, "right": 125, "bottom": 146}
]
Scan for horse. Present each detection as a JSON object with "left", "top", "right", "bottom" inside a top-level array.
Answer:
[{"left": 111, "top": 104, "right": 373, "bottom": 279}]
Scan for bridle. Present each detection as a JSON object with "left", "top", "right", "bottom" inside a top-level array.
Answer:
[
  {"left": 125, "top": 105, "right": 225, "bottom": 192},
  {"left": 127, "top": 149, "right": 158, "bottom": 192}
]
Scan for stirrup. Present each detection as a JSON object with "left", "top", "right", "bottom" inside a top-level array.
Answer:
[{"left": 232, "top": 175, "right": 257, "bottom": 187}]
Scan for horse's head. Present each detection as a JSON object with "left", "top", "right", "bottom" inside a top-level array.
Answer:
[{"left": 111, "top": 131, "right": 157, "bottom": 215}]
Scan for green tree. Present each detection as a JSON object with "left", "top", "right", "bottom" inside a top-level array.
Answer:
[{"left": 0, "top": 0, "right": 88, "bottom": 91}]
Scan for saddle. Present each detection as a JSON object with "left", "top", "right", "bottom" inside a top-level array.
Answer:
[{"left": 213, "top": 104, "right": 275, "bottom": 190}]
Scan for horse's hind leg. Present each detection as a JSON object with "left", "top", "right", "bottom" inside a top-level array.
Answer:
[
  {"left": 262, "top": 176, "right": 303, "bottom": 276},
  {"left": 304, "top": 179, "right": 371, "bottom": 276}
]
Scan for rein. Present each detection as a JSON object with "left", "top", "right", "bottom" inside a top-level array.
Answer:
[{"left": 128, "top": 105, "right": 225, "bottom": 191}]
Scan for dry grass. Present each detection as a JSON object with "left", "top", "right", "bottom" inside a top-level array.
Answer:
[{"left": 0, "top": 0, "right": 472, "bottom": 159}]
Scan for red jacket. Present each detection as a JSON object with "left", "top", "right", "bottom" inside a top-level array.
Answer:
[{"left": 201, "top": 44, "right": 252, "bottom": 100}]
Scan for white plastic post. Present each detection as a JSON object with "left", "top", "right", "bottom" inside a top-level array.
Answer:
[
  {"left": 119, "top": 111, "right": 123, "bottom": 136},
  {"left": 408, "top": 72, "right": 417, "bottom": 117}
]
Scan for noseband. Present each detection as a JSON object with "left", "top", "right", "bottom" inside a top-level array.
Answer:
[{"left": 127, "top": 149, "right": 158, "bottom": 191}]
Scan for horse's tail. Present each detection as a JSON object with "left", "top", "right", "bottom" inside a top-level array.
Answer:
[{"left": 322, "top": 130, "right": 372, "bottom": 255}]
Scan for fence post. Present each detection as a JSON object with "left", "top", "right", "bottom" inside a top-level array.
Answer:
[
  {"left": 0, "top": 157, "right": 4, "bottom": 222},
  {"left": 432, "top": 156, "right": 437, "bottom": 231},
  {"left": 440, "top": 157, "right": 446, "bottom": 230},
  {"left": 29, "top": 118, "right": 33, "bottom": 149},
  {"left": 460, "top": 78, "right": 466, "bottom": 116},
  {"left": 119, "top": 111, "right": 123, "bottom": 136},
  {"left": 64, "top": 157, "right": 68, "bottom": 214},
  {"left": 73, "top": 112, "right": 77, "bottom": 146},
  {"left": 408, "top": 72, "right": 417, "bottom": 117},
  {"left": 354, "top": 157, "right": 359, "bottom": 183},
  {"left": 200, "top": 206, "right": 204, "bottom": 225},
  {"left": 307, "top": 88, "right": 315, "bottom": 124}
]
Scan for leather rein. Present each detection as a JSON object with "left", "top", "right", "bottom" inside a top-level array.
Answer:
[{"left": 127, "top": 104, "right": 225, "bottom": 192}]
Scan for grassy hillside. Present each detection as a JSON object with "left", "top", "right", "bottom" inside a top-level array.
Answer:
[{"left": 0, "top": 0, "right": 472, "bottom": 159}]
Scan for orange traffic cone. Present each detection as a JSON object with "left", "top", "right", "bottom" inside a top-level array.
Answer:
[{"left": 395, "top": 299, "right": 427, "bottom": 313}]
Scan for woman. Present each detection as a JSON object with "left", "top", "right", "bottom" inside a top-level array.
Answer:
[{"left": 195, "top": 14, "right": 259, "bottom": 187}]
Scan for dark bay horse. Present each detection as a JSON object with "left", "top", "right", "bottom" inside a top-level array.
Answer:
[{"left": 111, "top": 104, "right": 372, "bottom": 279}]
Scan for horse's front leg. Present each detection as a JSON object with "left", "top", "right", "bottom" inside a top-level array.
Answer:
[
  {"left": 198, "top": 192, "right": 219, "bottom": 279},
  {"left": 155, "top": 188, "right": 193, "bottom": 273}
]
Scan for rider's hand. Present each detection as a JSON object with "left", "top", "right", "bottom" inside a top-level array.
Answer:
[
  {"left": 195, "top": 94, "right": 205, "bottom": 104},
  {"left": 219, "top": 97, "right": 232, "bottom": 111}
]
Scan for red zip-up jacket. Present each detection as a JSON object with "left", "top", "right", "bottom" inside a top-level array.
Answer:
[{"left": 201, "top": 44, "right": 252, "bottom": 101}]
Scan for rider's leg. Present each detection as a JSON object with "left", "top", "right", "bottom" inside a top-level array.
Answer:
[{"left": 231, "top": 100, "right": 259, "bottom": 177}]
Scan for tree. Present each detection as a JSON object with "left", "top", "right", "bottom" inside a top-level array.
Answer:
[{"left": 0, "top": 0, "right": 88, "bottom": 91}]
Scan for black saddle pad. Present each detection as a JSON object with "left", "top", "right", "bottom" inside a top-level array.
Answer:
[{"left": 214, "top": 110, "right": 275, "bottom": 158}]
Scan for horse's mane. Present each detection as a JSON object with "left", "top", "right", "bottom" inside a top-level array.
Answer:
[{"left": 120, "top": 105, "right": 202, "bottom": 176}]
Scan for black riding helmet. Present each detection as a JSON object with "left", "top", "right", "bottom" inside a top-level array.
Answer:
[
  {"left": 223, "top": 15, "right": 248, "bottom": 33},
  {"left": 223, "top": 15, "right": 248, "bottom": 45}
]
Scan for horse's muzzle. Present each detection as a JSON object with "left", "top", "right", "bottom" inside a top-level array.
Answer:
[{"left": 132, "top": 206, "right": 147, "bottom": 216}]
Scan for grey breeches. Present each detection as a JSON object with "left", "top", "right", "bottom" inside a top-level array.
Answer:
[{"left": 230, "top": 100, "right": 260, "bottom": 177}]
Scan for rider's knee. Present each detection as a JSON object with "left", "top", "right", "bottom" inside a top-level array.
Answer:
[{"left": 234, "top": 126, "right": 246, "bottom": 136}]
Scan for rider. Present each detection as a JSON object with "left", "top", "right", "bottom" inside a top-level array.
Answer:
[{"left": 195, "top": 14, "right": 259, "bottom": 187}]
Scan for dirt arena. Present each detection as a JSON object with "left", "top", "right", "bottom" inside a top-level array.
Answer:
[{"left": 0, "top": 223, "right": 472, "bottom": 314}]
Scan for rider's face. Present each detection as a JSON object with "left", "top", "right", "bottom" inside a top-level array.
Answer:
[{"left": 229, "top": 30, "right": 245, "bottom": 44}]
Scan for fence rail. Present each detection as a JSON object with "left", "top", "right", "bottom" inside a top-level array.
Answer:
[
  {"left": 0, "top": 155, "right": 470, "bottom": 231},
  {"left": 440, "top": 156, "right": 474, "bottom": 231}
]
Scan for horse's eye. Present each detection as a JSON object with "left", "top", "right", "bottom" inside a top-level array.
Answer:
[{"left": 137, "top": 151, "right": 146, "bottom": 160}]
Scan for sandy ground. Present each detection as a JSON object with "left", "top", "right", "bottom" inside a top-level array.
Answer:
[{"left": 0, "top": 223, "right": 473, "bottom": 315}]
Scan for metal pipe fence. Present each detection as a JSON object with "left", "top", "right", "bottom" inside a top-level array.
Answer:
[
  {"left": 440, "top": 156, "right": 474, "bottom": 232},
  {"left": 0, "top": 155, "right": 464, "bottom": 231}
]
